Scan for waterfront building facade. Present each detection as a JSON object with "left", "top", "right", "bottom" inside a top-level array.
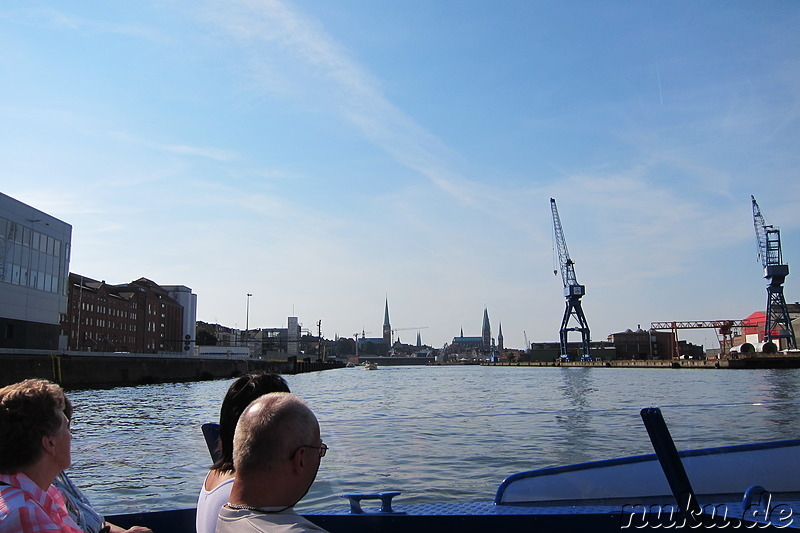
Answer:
[
  {"left": 607, "top": 327, "right": 676, "bottom": 360},
  {"left": 199, "top": 317, "right": 304, "bottom": 358},
  {"left": 528, "top": 341, "right": 616, "bottom": 362},
  {"left": 0, "top": 192, "right": 72, "bottom": 350},
  {"left": 731, "top": 306, "right": 800, "bottom": 352},
  {"left": 62, "top": 274, "right": 192, "bottom": 353},
  {"left": 162, "top": 284, "right": 198, "bottom": 353}
]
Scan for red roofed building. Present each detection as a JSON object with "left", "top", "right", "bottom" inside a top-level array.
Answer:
[{"left": 742, "top": 312, "right": 766, "bottom": 342}]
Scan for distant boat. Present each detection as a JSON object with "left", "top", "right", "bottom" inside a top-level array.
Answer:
[
  {"left": 345, "top": 362, "right": 356, "bottom": 368},
  {"left": 364, "top": 361, "right": 378, "bottom": 370}
]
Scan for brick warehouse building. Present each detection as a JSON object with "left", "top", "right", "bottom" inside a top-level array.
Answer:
[
  {"left": 607, "top": 327, "right": 679, "bottom": 360},
  {"left": 62, "top": 274, "right": 188, "bottom": 353}
]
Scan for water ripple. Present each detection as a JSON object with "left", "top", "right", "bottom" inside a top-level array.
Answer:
[{"left": 64, "top": 366, "right": 800, "bottom": 515}]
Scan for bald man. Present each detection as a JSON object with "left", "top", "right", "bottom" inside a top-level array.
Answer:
[{"left": 217, "top": 392, "right": 329, "bottom": 533}]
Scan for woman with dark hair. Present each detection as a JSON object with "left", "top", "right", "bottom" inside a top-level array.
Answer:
[{"left": 196, "top": 372, "right": 290, "bottom": 533}]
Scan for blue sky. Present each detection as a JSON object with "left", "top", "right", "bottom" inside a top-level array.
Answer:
[{"left": 2, "top": 1, "right": 798, "bottom": 349}]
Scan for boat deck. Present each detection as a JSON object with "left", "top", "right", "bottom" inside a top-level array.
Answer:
[{"left": 109, "top": 497, "right": 800, "bottom": 532}]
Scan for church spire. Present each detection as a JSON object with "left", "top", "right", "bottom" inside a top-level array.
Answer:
[
  {"left": 498, "top": 322, "right": 504, "bottom": 350},
  {"left": 482, "top": 307, "right": 491, "bottom": 346},
  {"left": 383, "top": 297, "right": 391, "bottom": 345}
]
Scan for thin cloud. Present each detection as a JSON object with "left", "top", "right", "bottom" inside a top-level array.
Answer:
[
  {"left": 107, "top": 131, "right": 239, "bottom": 162},
  {"left": 195, "top": 0, "right": 480, "bottom": 205},
  {"left": 2, "top": 6, "right": 170, "bottom": 43}
]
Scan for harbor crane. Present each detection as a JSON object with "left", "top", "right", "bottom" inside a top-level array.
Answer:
[
  {"left": 751, "top": 196, "right": 797, "bottom": 350},
  {"left": 550, "top": 198, "right": 591, "bottom": 361},
  {"left": 650, "top": 320, "right": 745, "bottom": 358},
  {"left": 391, "top": 326, "right": 428, "bottom": 345}
]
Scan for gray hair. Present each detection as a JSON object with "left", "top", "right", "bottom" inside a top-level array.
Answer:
[{"left": 233, "top": 392, "right": 318, "bottom": 473}]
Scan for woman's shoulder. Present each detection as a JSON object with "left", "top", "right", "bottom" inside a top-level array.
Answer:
[{"left": 202, "top": 469, "right": 235, "bottom": 493}]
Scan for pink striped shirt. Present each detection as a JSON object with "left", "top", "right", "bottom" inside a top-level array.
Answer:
[{"left": 0, "top": 473, "right": 83, "bottom": 533}]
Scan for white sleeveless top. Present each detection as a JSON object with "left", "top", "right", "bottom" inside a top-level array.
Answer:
[{"left": 196, "top": 472, "right": 235, "bottom": 533}]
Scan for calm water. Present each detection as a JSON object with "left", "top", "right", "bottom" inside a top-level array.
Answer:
[{"left": 65, "top": 365, "right": 800, "bottom": 515}]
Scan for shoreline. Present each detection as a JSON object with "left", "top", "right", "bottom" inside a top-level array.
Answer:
[
  {"left": 480, "top": 356, "right": 800, "bottom": 369},
  {"left": 0, "top": 349, "right": 343, "bottom": 389}
]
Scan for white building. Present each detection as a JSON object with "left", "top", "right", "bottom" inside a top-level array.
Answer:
[{"left": 162, "top": 284, "right": 198, "bottom": 354}]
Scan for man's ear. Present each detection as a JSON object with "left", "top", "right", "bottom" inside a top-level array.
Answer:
[{"left": 292, "top": 446, "right": 307, "bottom": 473}]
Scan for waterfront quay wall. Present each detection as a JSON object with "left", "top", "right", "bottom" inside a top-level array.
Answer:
[
  {"left": 357, "top": 356, "right": 434, "bottom": 366},
  {"left": 484, "top": 356, "right": 800, "bottom": 369},
  {"left": 0, "top": 349, "right": 343, "bottom": 388}
]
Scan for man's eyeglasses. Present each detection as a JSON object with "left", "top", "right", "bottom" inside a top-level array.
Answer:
[{"left": 296, "top": 443, "right": 328, "bottom": 458}]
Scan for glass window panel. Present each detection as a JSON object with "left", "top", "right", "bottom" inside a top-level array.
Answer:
[
  {"left": 51, "top": 275, "right": 59, "bottom": 294},
  {"left": 45, "top": 273, "right": 53, "bottom": 293},
  {"left": 22, "top": 227, "right": 31, "bottom": 247},
  {"left": 10, "top": 242, "right": 21, "bottom": 270},
  {"left": 2, "top": 263, "right": 11, "bottom": 283},
  {"left": 37, "top": 271, "right": 46, "bottom": 291},
  {"left": 29, "top": 251, "right": 40, "bottom": 273},
  {"left": 0, "top": 219, "right": 6, "bottom": 240},
  {"left": 12, "top": 223, "right": 22, "bottom": 244},
  {"left": 12, "top": 264, "right": 21, "bottom": 284},
  {"left": 20, "top": 246, "right": 29, "bottom": 268},
  {"left": 54, "top": 239, "right": 61, "bottom": 257},
  {"left": 46, "top": 236, "right": 55, "bottom": 256}
]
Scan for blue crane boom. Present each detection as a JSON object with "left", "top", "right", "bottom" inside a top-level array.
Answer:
[
  {"left": 751, "top": 196, "right": 796, "bottom": 350},
  {"left": 550, "top": 198, "right": 591, "bottom": 361}
]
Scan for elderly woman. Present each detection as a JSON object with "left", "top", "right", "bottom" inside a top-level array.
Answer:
[
  {"left": 0, "top": 379, "right": 149, "bottom": 533},
  {"left": 0, "top": 378, "right": 83, "bottom": 533}
]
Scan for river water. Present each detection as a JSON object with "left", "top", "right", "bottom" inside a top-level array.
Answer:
[{"left": 64, "top": 365, "right": 800, "bottom": 516}]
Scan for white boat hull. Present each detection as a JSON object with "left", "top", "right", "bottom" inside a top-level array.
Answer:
[{"left": 496, "top": 439, "right": 800, "bottom": 504}]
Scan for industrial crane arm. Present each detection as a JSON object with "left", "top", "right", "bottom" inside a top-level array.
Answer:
[
  {"left": 752, "top": 195, "right": 784, "bottom": 268},
  {"left": 550, "top": 198, "right": 578, "bottom": 288},
  {"left": 751, "top": 195, "right": 769, "bottom": 268}
]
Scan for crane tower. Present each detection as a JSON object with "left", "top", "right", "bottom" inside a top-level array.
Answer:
[
  {"left": 751, "top": 195, "right": 797, "bottom": 350},
  {"left": 550, "top": 198, "right": 591, "bottom": 360}
]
